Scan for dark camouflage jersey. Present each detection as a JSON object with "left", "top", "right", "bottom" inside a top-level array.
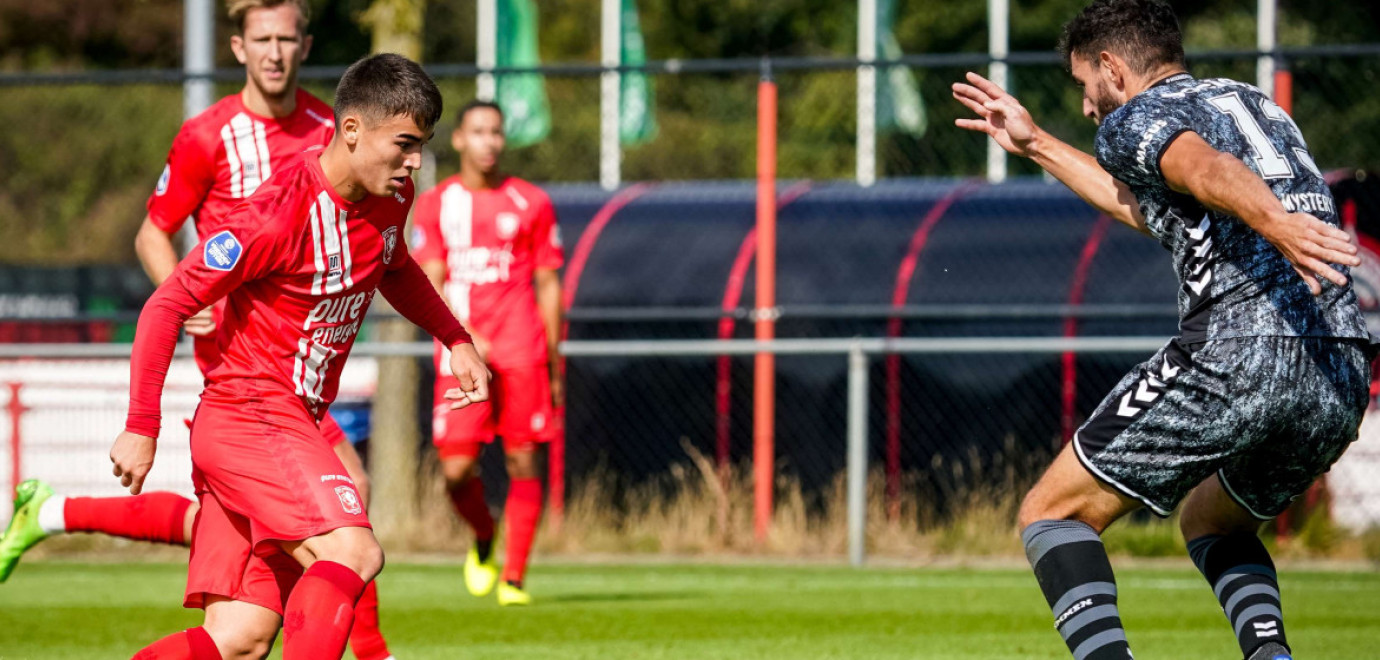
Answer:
[{"left": 1094, "top": 73, "right": 1368, "bottom": 343}]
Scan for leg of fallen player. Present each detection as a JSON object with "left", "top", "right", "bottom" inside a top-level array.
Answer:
[
  {"left": 1181, "top": 475, "right": 1292, "bottom": 660},
  {"left": 0, "top": 482, "right": 197, "bottom": 583},
  {"left": 1018, "top": 444, "right": 1142, "bottom": 660}
]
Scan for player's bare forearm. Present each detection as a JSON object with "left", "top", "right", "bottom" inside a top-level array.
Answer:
[
  {"left": 134, "top": 217, "right": 181, "bottom": 286},
  {"left": 420, "top": 258, "right": 447, "bottom": 297},
  {"left": 535, "top": 268, "right": 563, "bottom": 360},
  {"left": 1025, "top": 130, "right": 1148, "bottom": 235},
  {"left": 1161, "top": 131, "right": 1359, "bottom": 293}
]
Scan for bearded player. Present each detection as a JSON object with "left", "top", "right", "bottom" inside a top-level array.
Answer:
[
  {"left": 412, "top": 100, "right": 564, "bottom": 607},
  {"left": 111, "top": 53, "right": 487, "bottom": 659},
  {"left": 0, "top": 2, "right": 396, "bottom": 658},
  {"left": 954, "top": 1, "right": 1369, "bottom": 659}
]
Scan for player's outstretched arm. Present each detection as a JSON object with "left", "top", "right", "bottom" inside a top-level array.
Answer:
[
  {"left": 116, "top": 275, "right": 207, "bottom": 494},
  {"left": 1159, "top": 131, "right": 1360, "bottom": 295},
  {"left": 952, "top": 72, "right": 1147, "bottom": 234}
]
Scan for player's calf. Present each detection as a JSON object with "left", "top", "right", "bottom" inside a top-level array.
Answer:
[
  {"left": 1182, "top": 476, "right": 1290, "bottom": 659},
  {"left": 201, "top": 596, "right": 282, "bottom": 660},
  {"left": 1020, "top": 445, "right": 1142, "bottom": 659}
]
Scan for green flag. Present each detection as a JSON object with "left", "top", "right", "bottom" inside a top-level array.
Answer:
[
  {"left": 619, "top": 0, "right": 656, "bottom": 145},
  {"left": 876, "top": 0, "right": 926, "bottom": 137},
  {"left": 495, "top": 0, "right": 550, "bottom": 147}
]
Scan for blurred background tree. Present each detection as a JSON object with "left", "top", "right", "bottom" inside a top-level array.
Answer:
[{"left": 0, "top": 0, "right": 1376, "bottom": 264}]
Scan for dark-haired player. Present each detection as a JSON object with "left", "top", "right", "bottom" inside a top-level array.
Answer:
[
  {"left": 0, "top": 3, "right": 397, "bottom": 657},
  {"left": 113, "top": 53, "right": 488, "bottom": 660},
  {"left": 412, "top": 100, "right": 564, "bottom": 606},
  {"left": 954, "top": 1, "right": 1369, "bottom": 659}
]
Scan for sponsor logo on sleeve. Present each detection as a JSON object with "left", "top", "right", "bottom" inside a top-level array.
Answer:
[
  {"left": 203, "top": 230, "right": 243, "bottom": 271},
  {"left": 155, "top": 165, "right": 171, "bottom": 196},
  {"left": 550, "top": 224, "right": 562, "bottom": 248},
  {"left": 410, "top": 227, "right": 426, "bottom": 251},
  {"left": 381, "top": 226, "right": 398, "bottom": 264}
]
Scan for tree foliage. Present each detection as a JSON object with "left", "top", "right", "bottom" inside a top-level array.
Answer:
[{"left": 1, "top": 0, "right": 1377, "bottom": 264}]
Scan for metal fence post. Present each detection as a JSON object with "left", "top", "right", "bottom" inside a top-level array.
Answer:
[
  {"left": 847, "top": 343, "right": 868, "bottom": 567},
  {"left": 7, "top": 382, "right": 22, "bottom": 499}
]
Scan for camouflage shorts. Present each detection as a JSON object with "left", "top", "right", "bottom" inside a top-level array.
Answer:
[{"left": 1075, "top": 336, "right": 1370, "bottom": 518}]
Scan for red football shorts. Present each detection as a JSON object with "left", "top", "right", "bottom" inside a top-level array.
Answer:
[
  {"left": 433, "top": 364, "right": 553, "bottom": 459},
  {"left": 184, "top": 395, "right": 371, "bottom": 614}
]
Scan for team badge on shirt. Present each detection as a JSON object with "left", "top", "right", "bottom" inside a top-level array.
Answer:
[
  {"left": 203, "top": 231, "right": 243, "bottom": 271},
  {"left": 155, "top": 165, "right": 171, "bottom": 196},
  {"left": 335, "top": 485, "right": 363, "bottom": 515},
  {"left": 497, "top": 213, "right": 520, "bottom": 240},
  {"left": 381, "top": 226, "right": 398, "bottom": 264}
]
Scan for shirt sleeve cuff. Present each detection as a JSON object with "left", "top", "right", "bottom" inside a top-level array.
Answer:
[{"left": 124, "top": 416, "right": 161, "bottom": 439}]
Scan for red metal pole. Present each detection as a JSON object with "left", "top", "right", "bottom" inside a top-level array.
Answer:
[
  {"left": 1060, "top": 215, "right": 1113, "bottom": 444},
  {"left": 754, "top": 68, "right": 778, "bottom": 543},
  {"left": 883, "top": 181, "right": 981, "bottom": 520},
  {"left": 8, "top": 383, "right": 22, "bottom": 499},
  {"left": 1273, "top": 68, "right": 1293, "bottom": 115}
]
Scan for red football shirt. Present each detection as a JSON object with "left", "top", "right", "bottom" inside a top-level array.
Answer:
[
  {"left": 147, "top": 89, "right": 336, "bottom": 240},
  {"left": 126, "top": 153, "right": 469, "bottom": 438},
  {"left": 412, "top": 175, "right": 564, "bottom": 371}
]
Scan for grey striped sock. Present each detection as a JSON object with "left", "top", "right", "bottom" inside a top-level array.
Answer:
[
  {"left": 1023, "top": 520, "right": 1134, "bottom": 660},
  {"left": 1187, "top": 533, "right": 1289, "bottom": 658}
]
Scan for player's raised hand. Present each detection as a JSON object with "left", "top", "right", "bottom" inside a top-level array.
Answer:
[
  {"left": 952, "top": 72, "right": 1041, "bottom": 158},
  {"left": 444, "top": 343, "right": 492, "bottom": 410},
  {"left": 183, "top": 307, "right": 216, "bottom": 337},
  {"left": 1256, "top": 212, "right": 1361, "bottom": 296},
  {"left": 110, "top": 431, "right": 156, "bottom": 495}
]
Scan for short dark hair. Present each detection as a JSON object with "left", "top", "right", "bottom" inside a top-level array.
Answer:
[
  {"left": 456, "top": 99, "right": 503, "bottom": 127},
  {"left": 333, "top": 53, "right": 443, "bottom": 132},
  {"left": 1059, "top": 0, "right": 1185, "bottom": 76}
]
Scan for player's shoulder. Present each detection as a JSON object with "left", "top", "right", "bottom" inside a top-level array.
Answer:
[
  {"left": 421, "top": 174, "right": 464, "bottom": 201},
  {"left": 295, "top": 89, "right": 335, "bottom": 128},
  {"left": 172, "top": 94, "right": 246, "bottom": 148},
  {"left": 501, "top": 176, "right": 552, "bottom": 210}
]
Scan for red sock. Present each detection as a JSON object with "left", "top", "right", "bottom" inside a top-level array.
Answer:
[
  {"left": 131, "top": 626, "right": 219, "bottom": 659},
  {"left": 282, "top": 561, "right": 366, "bottom": 660},
  {"left": 347, "top": 580, "right": 391, "bottom": 660},
  {"left": 65, "top": 492, "right": 194, "bottom": 545},
  {"left": 501, "top": 478, "right": 543, "bottom": 584},
  {"left": 447, "top": 477, "right": 494, "bottom": 542}
]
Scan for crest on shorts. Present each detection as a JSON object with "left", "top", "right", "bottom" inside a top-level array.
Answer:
[
  {"left": 497, "top": 213, "right": 521, "bottom": 240},
  {"left": 381, "top": 226, "right": 398, "bottom": 265},
  {"left": 203, "top": 231, "right": 243, "bottom": 272},
  {"left": 335, "top": 485, "right": 363, "bottom": 515}
]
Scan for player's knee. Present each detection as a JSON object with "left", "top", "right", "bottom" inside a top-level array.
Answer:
[
  {"left": 1017, "top": 482, "right": 1062, "bottom": 530},
  {"left": 208, "top": 622, "right": 278, "bottom": 660},
  {"left": 442, "top": 458, "right": 479, "bottom": 489},
  {"left": 349, "top": 537, "right": 386, "bottom": 582},
  {"left": 505, "top": 451, "right": 539, "bottom": 479}
]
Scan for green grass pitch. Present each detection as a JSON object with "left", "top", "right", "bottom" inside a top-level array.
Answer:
[{"left": 2, "top": 561, "right": 1378, "bottom": 658}]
